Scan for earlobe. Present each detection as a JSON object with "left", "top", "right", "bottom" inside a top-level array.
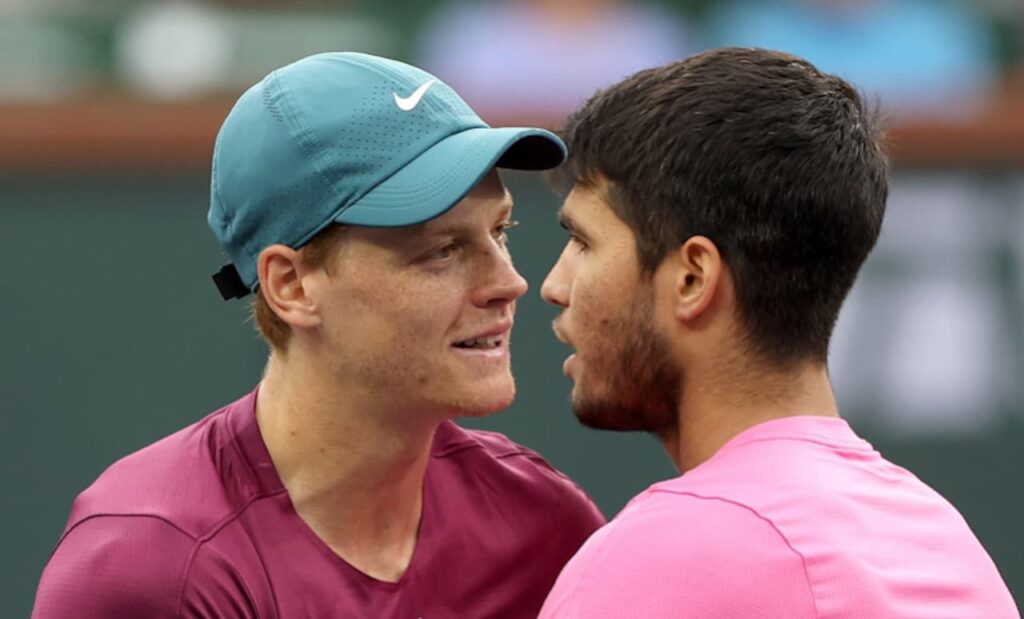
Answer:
[
  {"left": 673, "top": 236, "right": 722, "bottom": 322},
  {"left": 257, "top": 245, "right": 322, "bottom": 329}
]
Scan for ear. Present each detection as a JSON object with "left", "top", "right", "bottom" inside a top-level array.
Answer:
[
  {"left": 256, "top": 245, "right": 322, "bottom": 330},
  {"left": 672, "top": 236, "right": 723, "bottom": 322}
]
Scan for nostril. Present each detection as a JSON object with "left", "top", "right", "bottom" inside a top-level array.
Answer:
[{"left": 541, "top": 281, "right": 569, "bottom": 307}]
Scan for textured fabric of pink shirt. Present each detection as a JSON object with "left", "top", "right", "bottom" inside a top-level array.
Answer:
[
  {"left": 33, "top": 388, "right": 606, "bottom": 618},
  {"left": 541, "top": 416, "right": 1019, "bottom": 618}
]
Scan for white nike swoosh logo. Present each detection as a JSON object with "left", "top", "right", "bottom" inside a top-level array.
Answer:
[{"left": 394, "top": 79, "right": 437, "bottom": 111}]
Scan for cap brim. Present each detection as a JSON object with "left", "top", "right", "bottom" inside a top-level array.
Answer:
[{"left": 334, "top": 127, "right": 566, "bottom": 227}]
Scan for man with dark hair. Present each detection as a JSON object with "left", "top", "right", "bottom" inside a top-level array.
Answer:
[
  {"left": 32, "top": 52, "right": 605, "bottom": 618},
  {"left": 539, "top": 47, "right": 1018, "bottom": 617}
]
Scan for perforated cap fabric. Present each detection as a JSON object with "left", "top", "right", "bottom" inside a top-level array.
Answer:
[{"left": 208, "top": 52, "right": 566, "bottom": 294}]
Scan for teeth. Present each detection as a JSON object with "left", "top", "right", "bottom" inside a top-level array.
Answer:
[{"left": 458, "top": 336, "right": 501, "bottom": 349}]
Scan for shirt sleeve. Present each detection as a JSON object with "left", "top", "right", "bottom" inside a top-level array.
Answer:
[
  {"left": 32, "top": 516, "right": 198, "bottom": 619},
  {"left": 33, "top": 515, "right": 261, "bottom": 619},
  {"left": 553, "top": 472, "right": 607, "bottom": 556},
  {"left": 539, "top": 491, "right": 817, "bottom": 619},
  {"left": 517, "top": 451, "right": 606, "bottom": 557}
]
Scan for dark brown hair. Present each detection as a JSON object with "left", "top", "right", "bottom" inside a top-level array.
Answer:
[{"left": 562, "top": 47, "right": 889, "bottom": 365}]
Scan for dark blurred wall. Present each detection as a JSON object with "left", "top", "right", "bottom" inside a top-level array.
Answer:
[{"left": 2, "top": 172, "right": 1021, "bottom": 616}]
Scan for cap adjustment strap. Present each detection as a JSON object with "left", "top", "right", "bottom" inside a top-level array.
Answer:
[{"left": 212, "top": 263, "right": 250, "bottom": 301}]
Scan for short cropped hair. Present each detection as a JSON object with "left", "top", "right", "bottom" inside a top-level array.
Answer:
[
  {"left": 251, "top": 225, "right": 347, "bottom": 351},
  {"left": 562, "top": 47, "right": 889, "bottom": 365}
]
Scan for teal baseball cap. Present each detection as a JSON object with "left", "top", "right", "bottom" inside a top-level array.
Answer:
[{"left": 208, "top": 52, "right": 567, "bottom": 300}]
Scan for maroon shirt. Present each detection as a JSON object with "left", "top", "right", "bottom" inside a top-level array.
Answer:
[{"left": 33, "top": 389, "right": 606, "bottom": 618}]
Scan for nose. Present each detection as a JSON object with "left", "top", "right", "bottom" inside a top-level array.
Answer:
[
  {"left": 472, "top": 244, "right": 529, "bottom": 308},
  {"left": 540, "top": 244, "right": 573, "bottom": 308}
]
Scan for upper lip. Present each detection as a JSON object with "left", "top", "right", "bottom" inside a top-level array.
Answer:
[
  {"left": 453, "top": 320, "right": 513, "bottom": 344},
  {"left": 551, "top": 320, "right": 572, "bottom": 347}
]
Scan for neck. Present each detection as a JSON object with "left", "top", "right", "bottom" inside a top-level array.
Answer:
[
  {"left": 256, "top": 348, "right": 439, "bottom": 582},
  {"left": 661, "top": 356, "right": 839, "bottom": 472}
]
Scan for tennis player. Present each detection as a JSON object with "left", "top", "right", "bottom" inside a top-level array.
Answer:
[
  {"left": 32, "top": 52, "right": 604, "bottom": 618},
  {"left": 538, "top": 47, "right": 1018, "bottom": 617}
]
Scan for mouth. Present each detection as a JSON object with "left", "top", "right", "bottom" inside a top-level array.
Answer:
[
  {"left": 563, "top": 352, "right": 578, "bottom": 378},
  {"left": 451, "top": 322, "right": 512, "bottom": 356},
  {"left": 551, "top": 321, "right": 578, "bottom": 377},
  {"left": 551, "top": 320, "right": 574, "bottom": 348},
  {"left": 452, "top": 334, "right": 504, "bottom": 350}
]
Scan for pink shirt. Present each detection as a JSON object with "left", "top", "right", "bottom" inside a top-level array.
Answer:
[
  {"left": 33, "top": 389, "right": 606, "bottom": 618},
  {"left": 541, "top": 416, "right": 1018, "bottom": 618}
]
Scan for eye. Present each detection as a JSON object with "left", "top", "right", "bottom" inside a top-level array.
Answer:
[
  {"left": 569, "top": 234, "right": 588, "bottom": 252},
  {"left": 425, "top": 243, "right": 459, "bottom": 262},
  {"left": 494, "top": 219, "right": 519, "bottom": 245}
]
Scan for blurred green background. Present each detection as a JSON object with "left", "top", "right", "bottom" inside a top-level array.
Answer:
[{"left": 2, "top": 0, "right": 1023, "bottom": 616}]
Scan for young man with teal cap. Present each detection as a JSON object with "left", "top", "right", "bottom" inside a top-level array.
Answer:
[{"left": 33, "top": 52, "right": 605, "bottom": 618}]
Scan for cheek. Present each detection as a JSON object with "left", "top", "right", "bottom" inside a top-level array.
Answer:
[
  {"left": 341, "top": 303, "right": 423, "bottom": 351},
  {"left": 335, "top": 277, "right": 463, "bottom": 350},
  {"left": 569, "top": 268, "right": 645, "bottom": 365},
  {"left": 570, "top": 270, "right": 620, "bottom": 331}
]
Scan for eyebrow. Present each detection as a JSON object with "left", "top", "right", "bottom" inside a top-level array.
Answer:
[
  {"left": 422, "top": 200, "right": 515, "bottom": 238},
  {"left": 557, "top": 209, "right": 588, "bottom": 240}
]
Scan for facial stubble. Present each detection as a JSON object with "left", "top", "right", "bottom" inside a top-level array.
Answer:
[{"left": 571, "top": 292, "right": 681, "bottom": 435}]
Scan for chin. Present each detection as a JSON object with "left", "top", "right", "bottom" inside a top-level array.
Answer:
[
  {"left": 570, "top": 383, "right": 644, "bottom": 432},
  {"left": 570, "top": 391, "right": 614, "bottom": 430},
  {"left": 451, "top": 377, "right": 516, "bottom": 418}
]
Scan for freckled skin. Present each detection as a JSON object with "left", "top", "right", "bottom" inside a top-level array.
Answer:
[{"left": 312, "top": 171, "right": 527, "bottom": 419}]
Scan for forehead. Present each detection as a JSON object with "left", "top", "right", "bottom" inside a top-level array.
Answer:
[{"left": 562, "top": 180, "right": 632, "bottom": 236}]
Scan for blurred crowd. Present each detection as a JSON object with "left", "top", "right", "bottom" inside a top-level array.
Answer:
[
  {"left": 1, "top": 0, "right": 1021, "bottom": 122},
  {"left": 2, "top": 1, "right": 1024, "bottom": 438}
]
